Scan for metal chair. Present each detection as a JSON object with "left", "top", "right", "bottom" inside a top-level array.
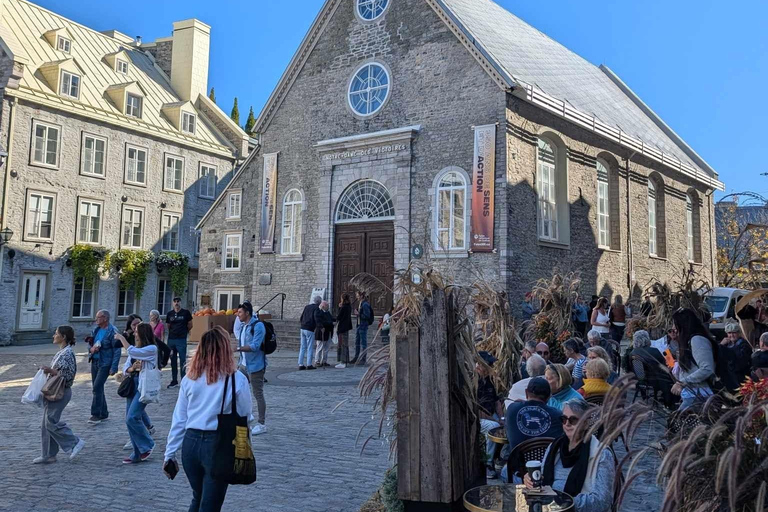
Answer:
[
  {"left": 585, "top": 394, "right": 605, "bottom": 406},
  {"left": 505, "top": 437, "right": 554, "bottom": 481},
  {"left": 630, "top": 355, "right": 657, "bottom": 403}
]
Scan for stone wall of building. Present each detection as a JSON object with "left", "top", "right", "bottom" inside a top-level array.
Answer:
[{"left": 0, "top": 100, "right": 234, "bottom": 343}]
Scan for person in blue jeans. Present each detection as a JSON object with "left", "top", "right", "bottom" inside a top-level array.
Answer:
[
  {"left": 116, "top": 325, "right": 158, "bottom": 464},
  {"left": 234, "top": 302, "right": 268, "bottom": 435},
  {"left": 165, "top": 297, "right": 193, "bottom": 388},
  {"left": 88, "top": 310, "right": 121, "bottom": 425},
  {"left": 351, "top": 291, "right": 374, "bottom": 365},
  {"left": 298, "top": 296, "right": 321, "bottom": 370}
]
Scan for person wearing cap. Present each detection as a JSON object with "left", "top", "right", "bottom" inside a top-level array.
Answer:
[
  {"left": 505, "top": 377, "right": 563, "bottom": 455},
  {"left": 165, "top": 297, "right": 193, "bottom": 388},
  {"left": 477, "top": 351, "right": 505, "bottom": 479},
  {"left": 717, "top": 322, "right": 753, "bottom": 393},
  {"left": 234, "top": 301, "right": 268, "bottom": 435}
]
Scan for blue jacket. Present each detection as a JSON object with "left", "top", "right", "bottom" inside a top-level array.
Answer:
[
  {"left": 359, "top": 300, "right": 373, "bottom": 328},
  {"left": 91, "top": 324, "right": 121, "bottom": 372},
  {"left": 547, "top": 386, "right": 585, "bottom": 411},
  {"left": 238, "top": 316, "right": 267, "bottom": 373}
]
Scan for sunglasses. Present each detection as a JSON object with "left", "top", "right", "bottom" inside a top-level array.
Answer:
[
  {"left": 561, "top": 415, "right": 580, "bottom": 426},
  {"left": 537, "top": 351, "right": 550, "bottom": 356}
]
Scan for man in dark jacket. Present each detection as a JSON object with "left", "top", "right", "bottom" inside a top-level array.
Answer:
[
  {"left": 719, "top": 322, "right": 753, "bottom": 392},
  {"left": 299, "top": 295, "right": 321, "bottom": 370},
  {"left": 351, "top": 292, "right": 374, "bottom": 365},
  {"left": 313, "top": 301, "right": 336, "bottom": 367}
]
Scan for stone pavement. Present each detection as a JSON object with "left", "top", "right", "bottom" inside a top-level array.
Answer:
[{"left": 0, "top": 345, "right": 390, "bottom": 512}]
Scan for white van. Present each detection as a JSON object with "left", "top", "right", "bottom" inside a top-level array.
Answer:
[{"left": 703, "top": 287, "right": 750, "bottom": 339}]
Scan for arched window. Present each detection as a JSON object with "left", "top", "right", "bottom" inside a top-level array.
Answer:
[
  {"left": 335, "top": 180, "right": 394, "bottom": 223},
  {"left": 596, "top": 156, "right": 621, "bottom": 250},
  {"left": 686, "top": 191, "right": 702, "bottom": 263},
  {"left": 281, "top": 189, "right": 303, "bottom": 255},
  {"left": 648, "top": 175, "right": 667, "bottom": 258},
  {"left": 435, "top": 169, "right": 468, "bottom": 251},
  {"left": 537, "top": 137, "right": 558, "bottom": 241}
]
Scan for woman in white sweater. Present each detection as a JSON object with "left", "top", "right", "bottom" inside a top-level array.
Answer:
[
  {"left": 670, "top": 308, "right": 717, "bottom": 410},
  {"left": 164, "top": 326, "right": 252, "bottom": 512}
]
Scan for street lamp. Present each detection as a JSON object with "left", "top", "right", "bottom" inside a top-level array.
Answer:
[{"left": 0, "top": 227, "right": 12, "bottom": 245}]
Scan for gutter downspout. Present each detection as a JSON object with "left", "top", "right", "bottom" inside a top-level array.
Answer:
[
  {"left": 625, "top": 152, "right": 636, "bottom": 294},
  {"left": 0, "top": 97, "right": 17, "bottom": 287},
  {"left": 706, "top": 189, "right": 716, "bottom": 285}
]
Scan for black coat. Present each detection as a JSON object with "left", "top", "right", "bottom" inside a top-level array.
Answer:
[
  {"left": 337, "top": 304, "right": 353, "bottom": 334},
  {"left": 300, "top": 303, "right": 319, "bottom": 331},
  {"left": 718, "top": 339, "right": 753, "bottom": 392},
  {"left": 314, "top": 310, "right": 335, "bottom": 342}
]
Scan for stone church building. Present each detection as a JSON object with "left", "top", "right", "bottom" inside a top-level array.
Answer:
[{"left": 197, "top": 0, "right": 724, "bottom": 318}]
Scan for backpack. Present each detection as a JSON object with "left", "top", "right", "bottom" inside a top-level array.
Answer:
[
  {"left": 364, "top": 302, "right": 375, "bottom": 325},
  {"left": 250, "top": 320, "right": 277, "bottom": 355}
]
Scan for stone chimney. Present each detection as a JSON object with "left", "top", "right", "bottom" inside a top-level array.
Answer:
[{"left": 170, "top": 19, "right": 210, "bottom": 102}]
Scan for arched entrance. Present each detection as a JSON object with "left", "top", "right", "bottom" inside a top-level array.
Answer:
[{"left": 333, "top": 180, "right": 395, "bottom": 316}]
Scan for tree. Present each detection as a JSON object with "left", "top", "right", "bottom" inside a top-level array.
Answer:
[
  {"left": 244, "top": 106, "right": 256, "bottom": 134},
  {"left": 716, "top": 193, "right": 768, "bottom": 288},
  {"left": 230, "top": 97, "right": 240, "bottom": 125},
  {"left": 208, "top": 87, "right": 216, "bottom": 104}
]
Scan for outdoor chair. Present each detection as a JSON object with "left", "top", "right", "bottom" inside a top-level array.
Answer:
[
  {"left": 585, "top": 394, "right": 606, "bottom": 406},
  {"left": 630, "top": 355, "right": 660, "bottom": 403},
  {"left": 505, "top": 437, "right": 554, "bottom": 482}
]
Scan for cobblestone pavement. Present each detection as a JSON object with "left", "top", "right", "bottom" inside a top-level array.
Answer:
[{"left": 0, "top": 344, "right": 390, "bottom": 512}]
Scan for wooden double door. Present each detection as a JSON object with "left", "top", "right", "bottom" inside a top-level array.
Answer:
[{"left": 333, "top": 222, "right": 394, "bottom": 317}]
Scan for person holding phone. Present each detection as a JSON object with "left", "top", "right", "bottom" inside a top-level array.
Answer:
[{"left": 164, "top": 327, "right": 252, "bottom": 512}]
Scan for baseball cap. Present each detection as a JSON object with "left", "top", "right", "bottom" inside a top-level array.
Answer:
[
  {"left": 527, "top": 377, "right": 551, "bottom": 400},
  {"left": 478, "top": 351, "right": 497, "bottom": 367},
  {"left": 173, "top": 297, "right": 182, "bottom": 302}
]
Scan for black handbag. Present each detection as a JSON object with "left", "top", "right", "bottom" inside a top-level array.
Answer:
[
  {"left": 117, "top": 373, "right": 136, "bottom": 398},
  {"left": 211, "top": 373, "right": 256, "bottom": 485}
]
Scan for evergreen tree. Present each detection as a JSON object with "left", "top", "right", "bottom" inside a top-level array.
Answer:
[
  {"left": 244, "top": 106, "right": 256, "bottom": 134},
  {"left": 230, "top": 97, "right": 240, "bottom": 125},
  {"left": 208, "top": 87, "right": 216, "bottom": 104}
]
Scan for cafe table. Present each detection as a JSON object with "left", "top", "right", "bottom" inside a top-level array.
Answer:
[
  {"left": 463, "top": 484, "right": 574, "bottom": 512},
  {"left": 487, "top": 427, "right": 508, "bottom": 445}
]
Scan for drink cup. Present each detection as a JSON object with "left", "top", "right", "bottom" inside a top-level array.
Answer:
[{"left": 526, "top": 461, "right": 542, "bottom": 490}]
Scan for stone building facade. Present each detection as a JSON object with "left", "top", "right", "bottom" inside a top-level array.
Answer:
[
  {"left": 197, "top": 0, "right": 723, "bottom": 320},
  {"left": 0, "top": 0, "right": 248, "bottom": 344}
]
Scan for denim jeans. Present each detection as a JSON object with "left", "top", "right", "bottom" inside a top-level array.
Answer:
[
  {"left": 298, "top": 330, "right": 315, "bottom": 367},
  {"left": 354, "top": 324, "right": 369, "bottom": 363},
  {"left": 182, "top": 429, "right": 230, "bottom": 512},
  {"left": 168, "top": 338, "right": 188, "bottom": 383},
  {"left": 90, "top": 364, "right": 110, "bottom": 418},
  {"left": 480, "top": 418, "right": 501, "bottom": 464},
  {"left": 125, "top": 392, "right": 154, "bottom": 460}
]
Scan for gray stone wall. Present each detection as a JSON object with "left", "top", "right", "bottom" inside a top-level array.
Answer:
[
  {"left": 144, "top": 40, "right": 173, "bottom": 78},
  {"left": 0, "top": 100, "right": 235, "bottom": 343}
]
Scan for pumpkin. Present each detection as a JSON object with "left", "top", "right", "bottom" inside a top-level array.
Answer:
[{"left": 225, "top": 309, "right": 235, "bottom": 315}]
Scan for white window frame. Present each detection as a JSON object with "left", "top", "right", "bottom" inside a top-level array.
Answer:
[
  {"left": 223, "top": 232, "right": 242, "bottom": 271},
  {"left": 124, "top": 144, "right": 148, "bottom": 186},
  {"left": 24, "top": 189, "right": 56, "bottom": 242},
  {"left": 125, "top": 93, "right": 143, "bottom": 118},
  {"left": 160, "top": 211, "right": 181, "bottom": 252},
  {"left": 76, "top": 198, "right": 104, "bottom": 245},
  {"left": 157, "top": 278, "right": 172, "bottom": 316},
  {"left": 648, "top": 180, "right": 658, "bottom": 257},
  {"left": 182, "top": 112, "right": 196, "bottom": 134},
  {"left": 71, "top": 276, "right": 97, "bottom": 320},
  {"left": 596, "top": 160, "right": 610, "bottom": 249},
  {"left": 121, "top": 205, "right": 144, "bottom": 249},
  {"left": 215, "top": 288, "right": 244, "bottom": 312},
  {"left": 227, "top": 191, "right": 242, "bottom": 219},
  {"left": 116, "top": 59, "right": 129, "bottom": 75},
  {"left": 433, "top": 169, "right": 469, "bottom": 252},
  {"left": 30, "top": 120, "right": 61, "bottom": 168},
  {"left": 537, "top": 138, "right": 558, "bottom": 242},
  {"left": 117, "top": 280, "right": 138, "bottom": 319},
  {"left": 57, "top": 36, "right": 71, "bottom": 53},
  {"left": 686, "top": 195, "right": 695, "bottom": 263},
  {"left": 347, "top": 62, "right": 391, "bottom": 117},
  {"left": 59, "top": 70, "right": 80, "bottom": 99},
  {"left": 355, "top": 0, "right": 390, "bottom": 22},
  {"left": 195, "top": 215, "right": 203, "bottom": 256},
  {"left": 163, "top": 154, "right": 184, "bottom": 193},
  {"left": 199, "top": 164, "right": 217, "bottom": 199},
  {"left": 80, "top": 133, "right": 107, "bottom": 178},
  {"left": 281, "top": 189, "right": 303, "bottom": 255}
]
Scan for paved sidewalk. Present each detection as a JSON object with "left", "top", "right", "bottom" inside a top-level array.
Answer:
[{"left": 0, "top": 347, "right": 389, "bottom": 512}]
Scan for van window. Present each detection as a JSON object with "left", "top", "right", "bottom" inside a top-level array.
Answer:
[{"left": 705, "top": 296, "right": 728, "bottom": 313}]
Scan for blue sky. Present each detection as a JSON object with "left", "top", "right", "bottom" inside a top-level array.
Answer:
[{"left": 34, "top": 0, "right": 767, "bottom": 200}]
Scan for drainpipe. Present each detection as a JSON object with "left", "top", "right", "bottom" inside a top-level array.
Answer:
[
  {"left": 624, "top": 152, "right": 636, "bottom": 294},
  {"left": 0, "top": 97, "right": 17, "bottom": 286},
  {"left": 706, "top": 189, "right": 716, "bottom": 285}
]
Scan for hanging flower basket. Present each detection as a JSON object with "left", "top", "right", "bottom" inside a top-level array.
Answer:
[
  {"left": 68, "top": 244, "right": 110, "bottom": 286},
  {"left": 105, "top": 249, "right": 154, "bottom": 300},
  {"left": 156, "top": 252, "right": 190, "bottom": 296}
]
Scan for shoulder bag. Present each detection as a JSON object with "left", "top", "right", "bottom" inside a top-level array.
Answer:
[
  {"left": 211, "top": 373, "right": 257, "bottom": 485},
  {"left": 41, "top": 375, "right": 66, "bottom": 401},
  {"left": 118, "top": 372, "right": 136, "bottom": 398}
]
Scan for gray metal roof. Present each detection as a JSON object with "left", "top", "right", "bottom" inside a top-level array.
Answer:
[{"left": 440, "top": 0, "right": 716, "bottom": 178}]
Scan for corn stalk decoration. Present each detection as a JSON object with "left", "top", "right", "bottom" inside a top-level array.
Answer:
[{"left": 524, "top": 269, "right": 580, "bottom": 363}]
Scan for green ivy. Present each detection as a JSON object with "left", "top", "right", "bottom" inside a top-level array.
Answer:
[
  {"left": 70, "top": 244, "right": 109, "bottom": 286},
  {"left": 106, "top": 249, "right": 154, "bottom": 300},
  {"left": 380, "top": 467, "right": 404, "bottom": 512},
  {"left": 157, "top": 252, "right": 189, "bottom": 297}
]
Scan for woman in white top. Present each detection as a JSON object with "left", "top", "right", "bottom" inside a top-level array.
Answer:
[
  {"left": 115, "top": 323, "right": 158, "bottom": 464},
  {"left": 164, "top": 326, "right": 253, "bottom": 512},
  {"left": 590, "top": 297, "right": 611, "bottom": 336}
]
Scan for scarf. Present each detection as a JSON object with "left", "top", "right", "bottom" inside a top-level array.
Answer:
[
  {"left": 581, "top": 378, "right": 611, "bottom": 397},
  {"left": 542, "top": 435, "right": 591, "bottom": 497}
]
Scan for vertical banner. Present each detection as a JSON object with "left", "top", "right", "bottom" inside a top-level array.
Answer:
[
  {"left": 471, "top": 124, "right": 496, "bottom": 252},
  {"left": 259, "top": 152, "right": 279, "bottom": 253}
]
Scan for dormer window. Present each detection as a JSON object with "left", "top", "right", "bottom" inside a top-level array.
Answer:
[
  {"left": 60, "top": 70, "right": 80, "bottom": 99},
  {"left": 182, "top": 112, "right": 196, "bottom": 134},
  {"left": 57, "top": 36, "right": 71, "bottom": 53},
  {"left": 126, "top": 94, "right": 142, "bottom": 118},
  {"left": 116, "top": 59, "right": 128, "bottom": 75}
]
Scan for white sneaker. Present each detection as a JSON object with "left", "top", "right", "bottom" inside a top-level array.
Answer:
[
  {"left": 251, "top": 424, "right": 267, "bottom": 436},
  {"left": 335, "top": 363, "right": 346, "bottom": 369},
  {"left": 32, "top": 456, "right": 56, "bottom": 464},
  {"left": 70, "top": 439, "right": 85, "bottom": 460},
  {"left": 123, "top": 440, "right": 133, "bottom": 450}
]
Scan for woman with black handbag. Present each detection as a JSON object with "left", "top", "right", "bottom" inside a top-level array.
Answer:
[
  {"left": 164, "top": 326, "right": 254, "bottom": 512},
  {"left": 35, "top": 326, "right": 85, "bottom": 464}
]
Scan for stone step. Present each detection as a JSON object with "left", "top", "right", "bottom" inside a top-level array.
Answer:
[{"left": 12, "top": 331, "right": 55, "bottom": 346}]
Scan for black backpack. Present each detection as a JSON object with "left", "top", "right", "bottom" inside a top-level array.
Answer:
[{"left": 249, "top": 320, "right": 277, "bottom": 355}]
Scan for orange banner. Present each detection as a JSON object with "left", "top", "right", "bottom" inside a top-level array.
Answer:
[{"left": 471, "top": 124, "right": 496, "bottom": 252}]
